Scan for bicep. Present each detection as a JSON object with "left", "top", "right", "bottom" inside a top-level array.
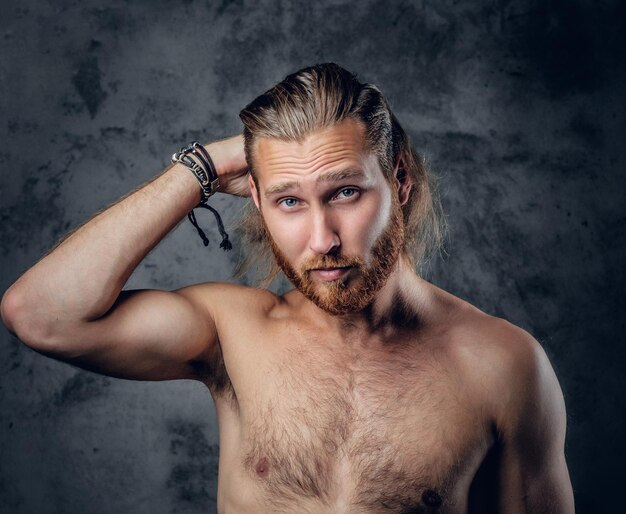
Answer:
[
  {"left": 40, "top": 286, "right": 218, "bottom": 381},
  {"left": 496, "top": 336, "right": 575, "bottom": 513}
]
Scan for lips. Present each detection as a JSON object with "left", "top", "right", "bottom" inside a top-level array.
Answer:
[{"left": 308, "top": 266, "right": 352, "bottom": 282}]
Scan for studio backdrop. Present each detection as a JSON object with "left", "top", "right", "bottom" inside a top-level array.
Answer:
[{"left": 1, "top": 1, "right": 624, "bottom": 513}]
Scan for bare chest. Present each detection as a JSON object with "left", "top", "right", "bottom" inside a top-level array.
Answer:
[{"left": 234, "top": 338, "right": 491, "bottom": 513}]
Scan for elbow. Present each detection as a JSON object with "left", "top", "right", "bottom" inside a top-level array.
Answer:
[
  {"left": 1, "top": 284, "right": 58, "bottom": 352},
  {"left": 1, "top": 283, "right": 22, "bottom": 336}
]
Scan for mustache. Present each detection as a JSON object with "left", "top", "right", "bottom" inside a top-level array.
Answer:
[{"left": 301, "top": 254, "right": 365, "bottom": 273}]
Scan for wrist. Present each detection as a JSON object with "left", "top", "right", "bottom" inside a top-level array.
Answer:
[
  {"left": 172, "top": 142, "right": 218, "bottom": 203},
  {"left": 166, "top": 162, "right": 203, "bottom": 206},
  {"left": 169, "top": 139, "right": 234, "bottom": 250}
]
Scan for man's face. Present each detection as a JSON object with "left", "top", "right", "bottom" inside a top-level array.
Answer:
[{"left": 249, "top": 119, "right": 406, "bottom": 315}]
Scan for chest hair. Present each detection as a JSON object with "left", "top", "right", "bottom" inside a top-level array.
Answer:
[{"left": 240, "top": 334, "right": 480, "bottom": 512}]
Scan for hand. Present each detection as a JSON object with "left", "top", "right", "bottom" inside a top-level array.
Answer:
[{"left": 205, "top": 134, "right": 251, "bottom": 197}]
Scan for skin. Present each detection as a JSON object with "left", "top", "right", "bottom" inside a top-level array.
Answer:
[{"left": 0, "top": 119, "right": 574, "bottom": 513}]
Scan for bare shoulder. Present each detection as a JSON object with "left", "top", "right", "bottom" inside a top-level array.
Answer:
[
  {"left": 428, "top": 286, "right": 562, "bottom": 427},
  {"left": 428, "top": 290, "right": 574, "bottom": 509},
  {"left": 175, "top": 281, "right": 281, "bottom": 325},
  {"left": 172, "top": 282, "right": 285, "bottom": 395},
  {"left": 451, "top": 306, "right": 547, "bottom": 384}
]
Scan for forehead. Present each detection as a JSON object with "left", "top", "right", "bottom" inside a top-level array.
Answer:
[{"left": 253, "top": 119, "right": 374, "bottom": 186}]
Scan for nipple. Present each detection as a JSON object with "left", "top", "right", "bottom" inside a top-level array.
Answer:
[
  {"left": 421, "top": 489, "right": 442, "bottom": 508},
  {"left": 255, "top": 457, "right": 270, "bottom": 477}
]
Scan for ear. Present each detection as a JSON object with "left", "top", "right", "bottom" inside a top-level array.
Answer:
[
  {"left": 393, "top": 156, "right": 412, "bottom": 206},
  {"left": 249, "top": 175, "right": 261, "bottom": 209}
]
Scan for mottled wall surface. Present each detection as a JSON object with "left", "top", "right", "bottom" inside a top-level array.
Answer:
[{"left": 1, "top": 0, "right": 624, "bottom": 513}]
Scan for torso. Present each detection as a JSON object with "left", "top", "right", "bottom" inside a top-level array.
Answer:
[{"left": 203, "top": 280, "right": 503, "bottom": 513}]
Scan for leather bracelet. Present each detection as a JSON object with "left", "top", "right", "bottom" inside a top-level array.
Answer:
[
  {"left": 171, "top": 141, "right": 219, "bottom": 204},
  {"left": 170, "top": 141, "right": 232, "bottom": 251},
  {"left": 191, "top": 142, "right": 218, "bottom": 182}
]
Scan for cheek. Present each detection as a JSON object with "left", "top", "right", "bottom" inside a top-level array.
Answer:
[
  {"left": 263, "top": 210, "right": 309, "bottom": 259},
  {"left": 344, "top": 190, "right": 392, "bottom": 250}
]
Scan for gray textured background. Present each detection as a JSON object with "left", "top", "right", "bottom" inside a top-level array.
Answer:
[{"left": 1, "top": 0, "right": 624, "bottom": 513}]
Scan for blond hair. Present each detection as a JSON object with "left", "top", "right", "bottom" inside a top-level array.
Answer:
[{"left": 237, "top": 63, "right": 444, "bottom": 284}]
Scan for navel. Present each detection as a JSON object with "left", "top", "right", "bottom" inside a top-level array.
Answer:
[
  {"left": 421, "top": 489, "right": 442, "bottom": 508},
  {"left": 255, "top": 457, "right": 271, "bottom": 477}
]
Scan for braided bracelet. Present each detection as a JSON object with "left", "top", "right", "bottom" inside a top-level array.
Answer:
[
  {"left": 171, "top": 141, "right": 231, "bottom": 251},
  {"left": 171, "top": 141, "right": 220, "bottom": 204}
]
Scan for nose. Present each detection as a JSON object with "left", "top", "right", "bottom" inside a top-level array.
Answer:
[{"left": 308, "top": 208, "right": 340, "bottom": 255}]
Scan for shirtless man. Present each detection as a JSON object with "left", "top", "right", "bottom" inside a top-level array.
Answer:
[{"left": 1, "top": 63, "right": 574, "bottom": 513}]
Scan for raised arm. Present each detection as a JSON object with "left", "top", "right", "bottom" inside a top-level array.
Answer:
[{"left": 0, "top": 135, "right": 249, "bottom": 381}]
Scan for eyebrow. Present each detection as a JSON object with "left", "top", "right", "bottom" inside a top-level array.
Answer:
[{"left": 264, "top": 168, "right": 365, "bottom": 198}]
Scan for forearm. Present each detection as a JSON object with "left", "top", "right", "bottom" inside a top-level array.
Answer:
[
  {"left": 1, "top": 137, "right": 246, "bottom": 344},
  {"left": 2, "top": 164, "right": 194, "bottom": 337}
]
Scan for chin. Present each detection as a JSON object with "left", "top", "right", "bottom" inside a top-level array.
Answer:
[{"left": 303, "top": 280, "right": 375, "bottom": 316}]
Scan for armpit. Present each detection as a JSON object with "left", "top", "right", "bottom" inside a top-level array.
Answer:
[{"left": 191, "top": 340, "right": 237, "bottom": 406}]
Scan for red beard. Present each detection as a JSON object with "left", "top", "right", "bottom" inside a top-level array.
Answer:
[{"left": 265, "top": 200, "right": 405, "bottom": 315}]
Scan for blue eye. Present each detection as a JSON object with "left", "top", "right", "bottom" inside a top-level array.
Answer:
[
  {"left": 280, "top": 198, "right": 299, "bottom": 208},
  {"left": 335, "top": 187, "right": 359, "bottom": 200}
]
